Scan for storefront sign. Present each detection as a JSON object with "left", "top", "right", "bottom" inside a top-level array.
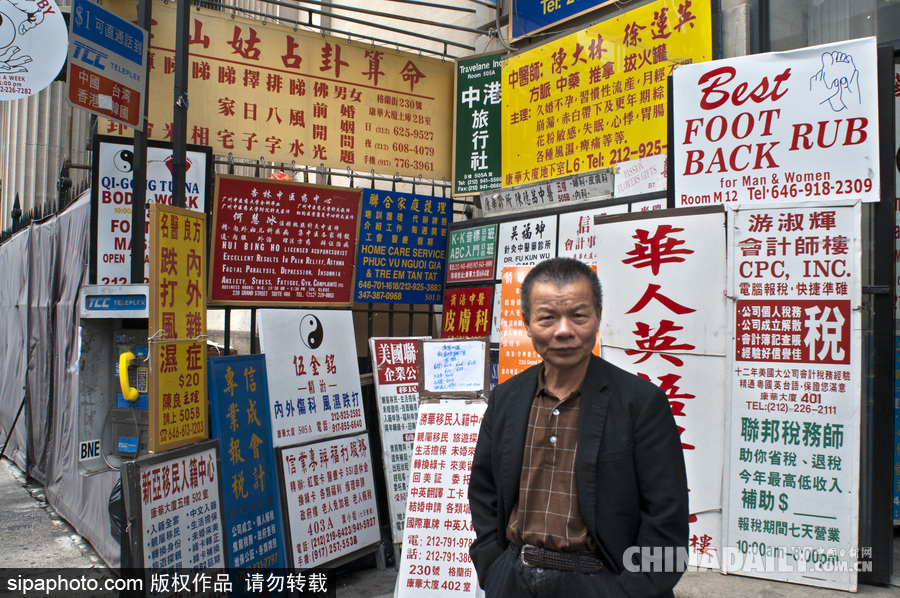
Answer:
[
  {"left": 724, "top": 202, "right": 862, "bottom": 591},
  {"left": 101, "top": 0, "right": 452, "bottom": 180},
  {"left": 370, "top": 337, "right": 426, "bottom": 543},
  {"left": 396, "top": 401, "right": 486, "bottom": 597},
  {"left": 148, "top": 204, "right": 208, "bottom": 452},
  {"left": 208, "top": 355, "right": 286, "bottom": 574},
  {"left": 442, "top": 287, "right": 493, "bottom": 338},
  {"left": 447, "top": 224, "right": 497, "bottom": 283},
  {"left": 454, "top": 53, "right": 504, "bottom": 195},
  {"left": 258, "top": 309, "right": 364, "bottom": 446},
  {"left": 354, "top": 190, "right": 449, "bottom": 304},
  {"left": 557, "top": 204, "right": 627, "bottom": 263},
  {"left": 92, "top": 137, "right": 210, "bottom": 285},
  {"left": 495, "top": 215, "right": 557, "bottom": 278},
  {"left": 595, "top": 208, "right": 727, "bottom": 567},
  {"left": 280, "top": 434, "right": 380, "bottom": 568},
  {"left": 503, "top": 0, "right": 712, "bottom": 187},
  {"left": 479, "top": 170, "right": 612, "bottom": 215},
  {"left": 674, "top": 37, "right": 879, "bottom": 207},
  {"left": 208, "top": 175, "right": 361, "bottom": 306}
]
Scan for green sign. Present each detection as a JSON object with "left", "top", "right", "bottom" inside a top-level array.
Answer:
[
  {"left": 454, "top": 52, "right": 504, "bottom": 195},
  {"left": 447, "top": 224, "right": 497, "bottom": 283}
]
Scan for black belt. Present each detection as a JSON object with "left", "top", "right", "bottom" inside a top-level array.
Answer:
[{"left": 510, "top": 543, "right": 604, "bottom": 574}]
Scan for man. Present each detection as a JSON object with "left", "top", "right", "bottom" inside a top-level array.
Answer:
[{"left": 468, "top": 257, "right": 689, "bottom": 597}]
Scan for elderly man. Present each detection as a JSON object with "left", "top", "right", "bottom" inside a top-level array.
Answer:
[{"left": 468, "top": 257, "right": 689, "bottom": 597}]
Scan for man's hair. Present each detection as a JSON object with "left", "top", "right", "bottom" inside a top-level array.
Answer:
[{"left": 520, "top": 257, "right": 603, "bottom": 320}]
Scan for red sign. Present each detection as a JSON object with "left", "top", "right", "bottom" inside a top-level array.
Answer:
[
  {"left": 442, "top": 287, "right": 493, "bottom": 339},
  {"left": 209, "top": 175, "right": 361, "bottom": 306}
]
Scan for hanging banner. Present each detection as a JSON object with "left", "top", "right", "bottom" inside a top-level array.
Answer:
[
  {"left": 502, "top": 0, "right": 712, "bottom": 187},
  {"left": 91, "top": 136, "right": 211, "bottom": 285},
  {"left": 673, "top": 37, "right": 879, "bottom": 207},
  {"left": 148, "top": 204, "right": 208, "bottom": 452},
  {"left": 594, "top": 207, "right": 727, "bottom": 567},
  {"left": 353, "top": 189, "right": 449, "bottom": 304},
  {"left": 396, "top": 400, "right": 486, "bottom": 598},
  {"left": 101, "top": 0, "right": 453, "bottom": 180},
  {"left": 279, "top": 433, "right": 380, "bottom": 568},
  {"left": 454, "top": 52, "right": 504, "bottom": 195},
  {"left": 258, "top": 309, "right": 364, "bottom": 447},
  {"left": 557, "top": 204, "right": 628, "bottom": 263},
  {"left": 0, "top": 0, "right": 67, "bottom": 101},
  {"left": 208, "top": 175, "right": 361, "bottom": 306},
  {"left": 369, "top": 337, "right": 427, "bottom": 544},
  {"left": 495, "top": 215, "right": 557, "bottom": 278},
  {"left": 447, "top": 224, "right": 497, "bottom": 284},
  {"left": 208, "top": 355, "right": 287, "bottom": 577},
  {"left": 724, "top": 201, "right": 862, "bottom": 591},
  {"left": 441, "top": 287, "right": 493, "bottom": 339}
]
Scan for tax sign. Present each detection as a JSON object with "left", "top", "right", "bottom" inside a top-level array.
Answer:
[{"left": 673, "top": 37, "right": 879, "bottom": 206}]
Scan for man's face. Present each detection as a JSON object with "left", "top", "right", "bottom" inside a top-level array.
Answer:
[{"left": 523, "top": 278, "right": 600, "bottom": 375}]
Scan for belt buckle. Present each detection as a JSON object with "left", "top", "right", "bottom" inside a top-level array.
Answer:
[{"left": 520, "top": 544, "right": 538, "bottom": 568}]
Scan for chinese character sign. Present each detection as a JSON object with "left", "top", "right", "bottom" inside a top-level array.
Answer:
[
  {"left": 370, "top": 337, "right": 427, "bottom": 543},
  {"left": 397, "top": 401, "right": 486, "bottom": 597},
  {"left": 454, "top": 52, "right": 504, "bottom": 195},
  {"left": 442, "top": 288, "right": 493, "bottom": 339},
  {"left": 498, "top": 267, "right": 542, "bottom": 384},
  {"left": 502, "top": 0, "right": 711, "bottom": 187},
  {"left": 208, "top": 355, "right": 286, "bottom": 575},
  {"left": 209, "top": 175, "right": 361, "bottom": 306},
  {"left": 258, "top": 309, "right": 364, "bottom": 447},
  {"left": 495, "top": 215, "right": 557, "bottom": 278},
  {"left": 557, "top": 204, "right": 627, "bottom": 264},
  {"left": 148, "top": 204, "right": 208, "bottom": 452},
  {"left": 673, "top": 37, "right": 879, "bottom": 207},
  {"left": 595, "top": 208, "right": 727, "bottom": 568},
  {"left": 725, "top": 202, "right": 862, "bottom": 591},
  {"left": 446, "top": 224, "right": 497, "bottom": 284},
  {"left": 101, "top": 0, "right": 452, "bottom": 180},
  {"left": 354, "top": 190, "right": 449, "bottom": 304},
  {"left": 280, "top": 434, "right": 380, "bottom": 568}
]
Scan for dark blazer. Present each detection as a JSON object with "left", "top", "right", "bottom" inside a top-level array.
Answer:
[{"left": 468, "top": 355, "right": 689, "bottom": 598}]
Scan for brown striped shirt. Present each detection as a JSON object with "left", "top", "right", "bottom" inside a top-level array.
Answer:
[{"left": 506, "top": 368, "right": 596, "bottom": 551}]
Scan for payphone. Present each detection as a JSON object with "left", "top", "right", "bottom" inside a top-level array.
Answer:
[{"left": 77, "top": 284, "right": 151, "bottom": 475}]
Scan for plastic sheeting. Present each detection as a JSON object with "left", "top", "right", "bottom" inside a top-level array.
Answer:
[{"left": 0, "top": 192, "right": 120, "bottom": 568}]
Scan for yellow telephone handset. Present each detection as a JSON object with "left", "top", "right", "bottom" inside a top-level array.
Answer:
[{"left": 119, "top": 351, "right": 139, "bottom": 402}]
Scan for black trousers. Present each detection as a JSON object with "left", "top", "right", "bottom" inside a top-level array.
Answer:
[{"left": 482, "top": 545, "right": 629, "bottom": 598}]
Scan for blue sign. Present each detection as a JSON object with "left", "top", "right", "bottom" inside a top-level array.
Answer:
[
  {"left": 511, "top": 0, "right": 616, "bottom": 39},
  {"left": 354, "top": 190, "right": 450, "bottom": 304},
  {"left": 208, "top": 355, "right": 287, "bottom": 586},
  {"left": 71, "top": 0, "right": 145, "bottom": 66},
  {"left": 84, "top": 294, "right": 147, "bottom": 311}
]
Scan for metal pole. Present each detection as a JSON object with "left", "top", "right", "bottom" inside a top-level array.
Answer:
[
  {"left": 171, "top": 0, "right": 191, "bottom": 209},
  {"left": 131, "top": 0, "right": 153, "bottom": 283}
]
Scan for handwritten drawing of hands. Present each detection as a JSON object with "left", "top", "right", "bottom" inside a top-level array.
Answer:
[
  {"left": 0, "top": 44, "right": 31, "bottom": 72},
  {"left": 809, "top": 51, "right": 860, "bottom": 112}
]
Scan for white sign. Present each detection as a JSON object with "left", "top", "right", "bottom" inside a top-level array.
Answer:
[
  {"left": 614, "top": 155, "right": 667, "bottom": 198},
  {"left": 422, "top": 339, "right": 487, "bottom": 394},
  {"left": 397, "top": 401, "right": 485, "bottom": 597},
  {"left": 494, "top": 215, "right": 557, "bottom": 278},
  {"left": 369, "top": 337, "right": 426, "bottom": 543},
  {"left": 558, "top": 205, "right": 627, "bottom": 264},
  {"left": 595, "top": 209, "right": 728, "bottom": 568},
  {"left": 280, "top": 434, "right": 380, "bottom": 568},
  {"left": 724, "top": 201, "right": 862, "bottom": 591},
  {"left": 674, "top": 37, "right": 879, "bottom": 206},
  {"left": 94, "top": 139, "right": 208, "bottom": 284},
  {"left": 258, "top": 309, "right": 364, "bottom": 447},
  {"left": 0, "top": 0, "right": 67, "bottom": 100}
]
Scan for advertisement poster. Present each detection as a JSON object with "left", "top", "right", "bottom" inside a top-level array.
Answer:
[
  {"left": 396, "top": 401, "right": 486, "bottom": 597},
  {"left": 673, "top": 37, "right": 879, "bottom": 207},
  {"left": 557, "top": 204, "right": 628, "bottom": 264},
  {"left": 595, "top": 208, "right": 727, "bottom": 567},
  {"left": 92, "top": 136, "right": 210, "bottom": 285},
  {"left": 258, "top": 309, "right": 364, "bottom": 447},
  {"left": 354, "top": 189, "right": 449, "bottom": 304},
  {"left": 280, "top": 434, "right": 380, "bottom": 568},
  {"left": 446, "top": 224, "right": 496, "bottom": 284},
  {"left": 724, "top": 202, "right": 862, "bottom": 591},
  {"left": 494, "top": 215, "right": 557, "bottom": 278},
  {"left": 369, "top": 337, "right": 427, "bottom": 543},
  {"left": 148, "top": 204, "right": 208, "bottom": 452},
  {"left": 454, "top": 52, "right": 503, "bottom": 195},
  {"left": 441, "top": 287, "right": 493, "bottom": 339},
  {"left": 208, "top": 355, "right": 286, "bottom": 576},
  {"left": 208, "top": 175, "right": 361, "bottom": 306},
  {"left": 101, "top": 0, "right": 453, "bottom": 180},
  {"left": 502, "top": 0, "right": 712, "bottom": 187},
  {"left": 498, "top": 266, "right": 542, "bottom": 384},
  {"left": 0, "top": 0, "right": 67, "bottom": 100}
]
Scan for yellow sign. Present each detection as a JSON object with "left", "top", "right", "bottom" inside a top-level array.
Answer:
[
  {"left": 101, "top": 0, "right": 453, "bottom": 181},
  {"left": 502, "top": 0, "right": 711, "bottom": 187},
  {"left": 149, "top": 203, "right": 208, "bottom": 452}
]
